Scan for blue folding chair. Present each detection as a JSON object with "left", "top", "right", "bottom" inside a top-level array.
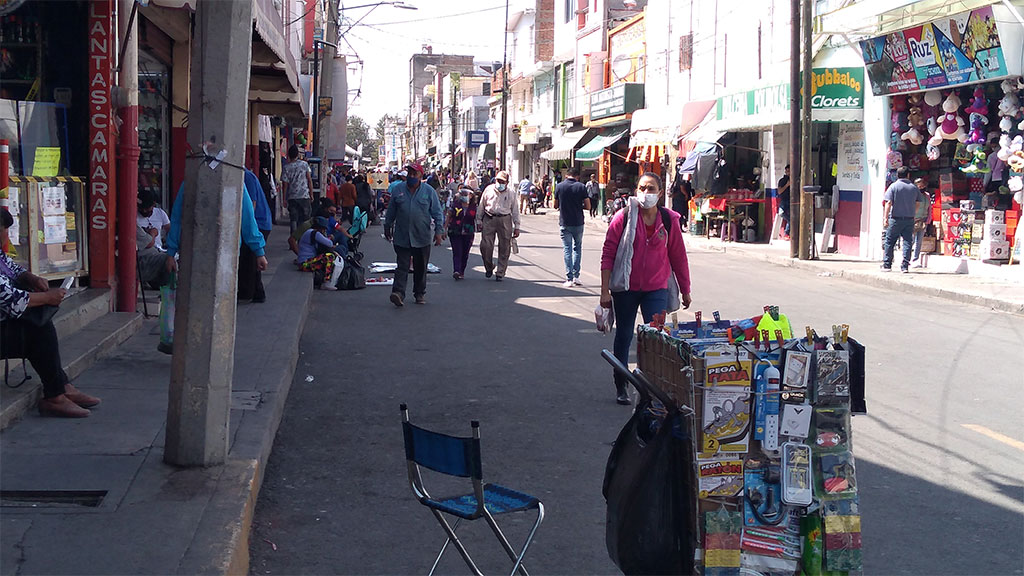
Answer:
[{"left": 400, "top": 404, "right": 544, "bottom": 576}]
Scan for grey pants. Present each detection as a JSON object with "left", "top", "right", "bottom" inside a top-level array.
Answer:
[{"left": 479, "top": 214, "right": 513, "bottom": 277}]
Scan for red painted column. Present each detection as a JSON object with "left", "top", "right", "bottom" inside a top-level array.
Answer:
[
  {"left": 88, "top": 0, "right": 117, "bottom": 290},
  {"left": 115, "top": 0, "right": 139, "bottom": 312}
]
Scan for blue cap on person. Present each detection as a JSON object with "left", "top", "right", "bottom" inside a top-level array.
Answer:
[{"left": 314, "top": 217, "right": 329, "bottom": 230}]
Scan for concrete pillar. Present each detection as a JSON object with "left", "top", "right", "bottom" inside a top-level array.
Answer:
[
  {"left": 164, "top": 0, "right": 253, "bottom": 467},
  {"left": 317, "top": 0, "right": 337, "bottom": 163}
]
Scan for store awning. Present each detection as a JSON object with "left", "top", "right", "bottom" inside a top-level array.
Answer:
[
  {"left": 575, "top": 129, "right": 628, "bottom": 161},
  {"left": 540, "top": 128, "right": 590, "bottom": 161},
  {"left": 678, "top": 100, "right": 717, "bottom": 141},
  {"left": 626, "top": 144, "right": 668, "bottom": 164},
  {"left": 679, "top": 103, "right": 723, "bottom": 151},
  {"left": 249, "top": 0, "right": 305, "bottom": 120},
  {"left": 629, "top": 107, "right": 681, "bottom": 149}
]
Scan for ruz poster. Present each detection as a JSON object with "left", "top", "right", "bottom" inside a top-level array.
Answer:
[{"left": 860, "top": 5, "right": 1007, "bottom": 95}]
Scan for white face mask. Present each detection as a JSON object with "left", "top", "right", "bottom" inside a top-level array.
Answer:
[{"left": 638, "top": 192, "right": 660, "bottom": 209}]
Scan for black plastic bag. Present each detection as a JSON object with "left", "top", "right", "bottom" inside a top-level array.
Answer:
[
  {"left": 336, "top": 254, "right": 366, "bottom": 290},
  {"left": 602, "top": 356, "right": 695, "bottom": 575}
]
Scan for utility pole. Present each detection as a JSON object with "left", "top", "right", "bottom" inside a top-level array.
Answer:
[
  {"left": 165, "top": 0, "right": 253, "bottom": 467},
  {"left": 499, "top": 0, "right": 509, "bottom": 171},
  {"left": 317, "top": 0, "right": 339, "bottom": 162},
  {"left": 451, "top": 74, "right": 458, "bottom": 171},
  {"left": 788, "top": 0, "right": 800, "bottom": 259},
  {"left": 799, "top": 0, "right": 813, "bottom": 260}
]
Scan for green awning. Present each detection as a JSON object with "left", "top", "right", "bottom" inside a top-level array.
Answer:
[{"left": 574, "top": 129, "right": 629, "bottom": 161}]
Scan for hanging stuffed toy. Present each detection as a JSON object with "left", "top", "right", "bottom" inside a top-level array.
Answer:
[
  {"left": 953, "top": 142, "right": 973, "bottom": 168},
  {"left": 964, "top": 87, "right": 988, "bottom": 115},
  {"left": 928, "top": 91, "right": 968, "bottom": 146},
  {"left": 997, "top": 79, "right": 1019, "bottom": 118},
  {"left": 901, "top": 106, "right": 925, "bottom": 145},
  {"left": 961, "top": 149, "right": 990, "bottom": 174},
  {"left": 965, "top": 113, "right": 988, "bottom": 148}
]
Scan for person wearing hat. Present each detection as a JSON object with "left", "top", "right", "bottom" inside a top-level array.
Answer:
[
  {"left": 383, "top": 162, "right": 444, "bottom": 306},
  {"left": 475, "top": 170, "right": 520, "bottom": 281},
  {"left": 137, "top": 189, "right": 170, "bottom": 251}
]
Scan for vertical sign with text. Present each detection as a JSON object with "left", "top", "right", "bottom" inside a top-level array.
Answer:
[{"left": 88, "top": 0, "right": 115, "bottom": 287}]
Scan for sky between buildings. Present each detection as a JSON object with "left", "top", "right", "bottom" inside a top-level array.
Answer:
[{"left": 343, "top": 0, "right": 528, "bottom": 126}]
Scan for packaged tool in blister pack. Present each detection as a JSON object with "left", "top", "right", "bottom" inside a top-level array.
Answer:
[
  {"left": 822, "top": 496, "right": 863, "bottom": 571},
  {"left": 811, "top": 406, "right": 852, "bottom": 451},
  {"left": 780, "top": 350, "right": 811, "bottom": 404},
  {"left": 701, "top": 349, "right": 752, "bottom": 457},
  {"left": 814, "top": 349, "right": 850, "bottom": 404},
  {"left": 818, "top": 450, "right": 858, "bottom": 496},
  {"left": 698, "top": 459, "right": 744, "bottom": 498}
]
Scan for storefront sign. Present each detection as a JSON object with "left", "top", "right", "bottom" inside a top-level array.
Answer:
[
  {"left": 608, "top": 13, "right": 646, "bottom": 85},
  {"left": 89, "top": 0, "right": 116, "bottom": 287},
  {"left": 466, "top": 130, "right": 488, "bottom": 147},
  {"left": 715, "top": 68, "right": 863, "bottom": 128},
  {"left": 520, "top": 124, "right": 539, "bottom": 145},
  {"left": 590, "top": 83, "right": 645, "bottom": 121},
  {"left": 837, "top": 123, "right": 865, "bottom": 191},
  {"left": 860, "top": 5, "right": 1008, "bottom": 95}
]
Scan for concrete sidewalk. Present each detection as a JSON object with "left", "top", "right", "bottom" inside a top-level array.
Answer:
[
  {"left": 0, "top": 225, "right": 311, "bottom": 575},
  {"left": 553, "top": 210, "right": 1024, "bottom": 315}
]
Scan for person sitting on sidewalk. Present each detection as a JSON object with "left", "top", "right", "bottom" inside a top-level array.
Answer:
[
  {"left": 137, "top": 223, "right": 173, "bottom": 290},
  {"left": 297, "top": 217, "right": 343, "bottom": 291},
  {"left": 0, "top": 208, "right": 101, "bottom": 418}
]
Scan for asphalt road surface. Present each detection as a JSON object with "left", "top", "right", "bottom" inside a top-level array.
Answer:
[{"left": 250, "top": 208, "right": 1024, "bottom": 575}]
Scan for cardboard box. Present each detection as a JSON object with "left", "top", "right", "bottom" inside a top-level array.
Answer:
[
  {"left": 984, "top": 223, "right": 1007, "bottom": 242},
  {"left": 985, "top": 209, "right": 1006, "bottom": 224},
  {"left": 978, "top": 240, "right": 1010, "bottom": 260}
]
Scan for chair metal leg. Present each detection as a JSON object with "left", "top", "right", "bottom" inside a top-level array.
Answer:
[
  {"left": 429, "top": 517, "right": 461, "bottom": 576},
  {"left": 430, "top": 510, "right": 482, "bottom": 576},
  {"left": 483, "top": 502, "right": 545, "bottom": 576}
]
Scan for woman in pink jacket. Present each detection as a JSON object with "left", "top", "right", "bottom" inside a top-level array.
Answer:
[{"left": 600, "top": 172, "right": 692, "bottom": 405}]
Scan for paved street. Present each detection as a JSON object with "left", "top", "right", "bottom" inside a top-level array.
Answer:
[{"left": 250, "top": 210, "right": 1024, "bottom": 575}]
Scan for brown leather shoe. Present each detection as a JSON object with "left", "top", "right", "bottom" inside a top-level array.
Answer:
[
  {"left": 39, "top": 395, "right": 90, "bottom": 418},
  {"left": 64, "top": 384, "right": 101, "bottom": 408}
]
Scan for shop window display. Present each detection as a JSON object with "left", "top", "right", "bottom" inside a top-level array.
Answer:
[
  {"left": 138, "top": 53, "right": 169, "bottom": 209},
  {"left": 886, "top": 78, "right": 1023, "bottom": 262}
]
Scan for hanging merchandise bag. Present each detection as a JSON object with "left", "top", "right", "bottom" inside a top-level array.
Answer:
[
  {"left": 159, "top": 271, "right": 177, "bottom": 351},
  {"left": 602, "top": 352, "right": 695, "bottom": 575}
]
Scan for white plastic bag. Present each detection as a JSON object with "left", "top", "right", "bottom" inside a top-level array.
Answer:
[{"left": 595, "top": 304, "right": 615, "bottom": 334}]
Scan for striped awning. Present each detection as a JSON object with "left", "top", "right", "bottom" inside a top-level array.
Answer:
[
  {"left": 626, "top": 144, "right": 668, "bottom": 164},
  {"left": 574, "top": 129, "right": 629, "bottom": 161}
]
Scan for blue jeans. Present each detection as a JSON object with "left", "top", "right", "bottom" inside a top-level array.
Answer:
[
  {"left": 912, "top": 224, "right": 925, "bottom": 263},
  {"left": 611, "top": 289, "right": 668, "bottom": 392},
  {"left": 560, "top": 225, "right": 584, "bottom": 281},
  {"left": 883, "top": 217, "right": 915, "bottom": 270}
]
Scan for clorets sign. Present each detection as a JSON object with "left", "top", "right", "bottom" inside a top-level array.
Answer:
[{"left": 810, "top": 68, "right": 864, "bottom": 109}]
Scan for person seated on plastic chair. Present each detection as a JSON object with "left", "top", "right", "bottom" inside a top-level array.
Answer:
[
  {"left": 0, "top": 208, "right": 101, "bottom": 418},
  {"left": 297, "top": 217, "right": 344, "bottom": 291}
]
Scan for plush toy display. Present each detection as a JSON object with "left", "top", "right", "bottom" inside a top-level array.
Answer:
[
  {"left": 928, "top": 92, "right": 968, "bottom": 146},
  {"left": 901, "top": 107, "right": 925, "bottom": 145},
  {"left": 926, "top": 116, "right": 937, "bottom": 136}
]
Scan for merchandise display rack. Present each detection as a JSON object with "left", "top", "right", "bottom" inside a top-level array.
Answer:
[{"left": 633, "top": 308, "right": 867, "bottom": 575}]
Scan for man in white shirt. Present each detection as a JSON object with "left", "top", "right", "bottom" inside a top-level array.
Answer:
[
  {"left": 137, "top": 190, "right": 170, "bottom": 251},
  {"left": 475, "top": 170, "right": 520, "bottom": 281}
]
